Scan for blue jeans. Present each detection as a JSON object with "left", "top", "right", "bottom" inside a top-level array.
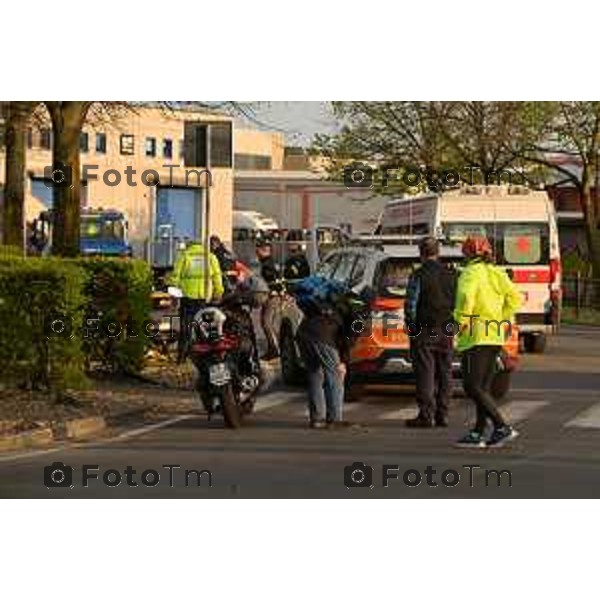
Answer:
[{"left": 305, "top": 342, "right": 344, "bottom": 423}]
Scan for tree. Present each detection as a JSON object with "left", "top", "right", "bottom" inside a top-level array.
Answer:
[
  {"left": 312, "top": 101, "right": 455, "bottom": 194},
  {"left": 44, "top": 102, "right": 93, "bottom": 256},
  {"left": 1, "top": 101, "right": 37, "bottom": 247},
  {"left": 312, "top": 101, "right": 538, "bottom": 194},
  {"left": 515, "top": 101, "right": 600, "bottom": 278}
]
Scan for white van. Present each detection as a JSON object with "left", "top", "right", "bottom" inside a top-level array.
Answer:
[
  {"left": 233, "top": 210, "right": 279, "bottom": 240},
  {"left": 377, "top": 185, "right": 562, "bottom": 353}
]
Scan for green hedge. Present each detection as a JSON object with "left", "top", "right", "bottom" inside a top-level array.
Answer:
[
  {"left": 0, "top": 245, "right": 25, "bottom": 260},
  {"left": 76, "top": 258, "right": 153, "bottom": 374},
  {"left": 0, "top": 256, "right": 153, "bottom": 392},
  {"left": 0, "top": 258, "right": 87, "bottom": 391}
]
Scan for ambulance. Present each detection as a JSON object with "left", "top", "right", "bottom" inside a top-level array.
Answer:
[{"left": 377, "top": 185, "right": 562, "bottom": 353}]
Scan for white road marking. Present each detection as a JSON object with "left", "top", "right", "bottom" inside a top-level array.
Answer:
[
  {"left": 0, "top": 446, "right": 65, "bottom": 464},
  {"left": 106, "top": 415, "right": 196, "bottom": 442},
  {"left": 379, "top": 407, "right": 419, "bottom": 421},
  {"left": 566, "top": 403, "right": 600, "bottom": 429},
  {"left": 501, "top": 400, "right": 549, "bottom": 423},
  {"left": 254, "top": 392, "right": 301, "bottom": 413},
  {"left": 511, "top": 388, "right": 599, "bottom": 397}
]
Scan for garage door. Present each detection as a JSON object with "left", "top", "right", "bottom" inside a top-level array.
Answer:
[{"left": 156, "top": 186, "right": 203, "bottom": 240}]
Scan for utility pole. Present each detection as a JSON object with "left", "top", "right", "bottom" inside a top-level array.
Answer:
[{"left": 203, "top": 125, "right": 212, "bottom": 301}]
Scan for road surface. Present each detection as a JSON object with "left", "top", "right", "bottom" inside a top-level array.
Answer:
[{"left": 1, "top": 326, "right": 599, "bottom": 498}]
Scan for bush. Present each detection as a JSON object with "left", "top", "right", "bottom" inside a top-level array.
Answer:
[
  {"left": 0, "top": 245, "right": 24, "bottom": 260},
  {"left": 75, "top": 258, "right": 153, "bottom": 374},
  {"left": 0, "top": 258, "right": 87, "bottom": 391},
  {"left": 0, "top": 255, "right": 153, "bottom": 391}
]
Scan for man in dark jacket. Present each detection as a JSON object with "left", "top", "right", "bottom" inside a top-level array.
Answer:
[
  {"left": 296, "top": 301, "right": 351, "bottom": 429},
  {"left": 256, "top": 241, "right": 283, "bottom": 360},
  {"left": 210, "top": 235, "right": 237, "bottom": 288},
  {"left": 404, "top": 237, "right": 457, "bottom": 428},
  {"left": 284, "top": 243, "right": 311, "bottom": 280}
]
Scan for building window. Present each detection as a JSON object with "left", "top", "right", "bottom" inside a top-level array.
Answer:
[
  {"left": 163, "top": 138, "right": 173, "bottom": 159},
  {"left": 96, "top": 132, "right": 107, "bottom": 154},
  {"left": 210, "top": 122, "right": 233, "bottom": 168},
  {"left": 182, "top": 121, "right": 233, "bottom": 168},
  {"left": 26, "top": 128, "right": 33, "bottom": 149},
  {"left": 179, "top": 139, "right": 184, "bottom": 158},
  {"left": 145, "top": 137, "right": 157, "bottom": 157},
  {"left": 234, "top": 153, "right": 272, "bottom": 170},
  {"left": 80, "top": 132, "right": 89, "bottom": 153},
  {"left": 120, "top": 134, "right": 135, "bottom": 155},
  {"left": 40, "top": 128, "right": 52, "bottom": 150}
]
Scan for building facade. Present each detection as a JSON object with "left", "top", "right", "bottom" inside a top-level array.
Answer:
[{"left": 0, "top": 105, "right": 292, "bottom": 257}]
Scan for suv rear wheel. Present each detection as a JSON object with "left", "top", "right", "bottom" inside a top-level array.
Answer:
[{"left": 524, "top": 333, "right": 547, "bottom": 354}]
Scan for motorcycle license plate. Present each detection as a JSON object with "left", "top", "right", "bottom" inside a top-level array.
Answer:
[{"left": 209, "top": 363, "right": 231, "bottom": 385}]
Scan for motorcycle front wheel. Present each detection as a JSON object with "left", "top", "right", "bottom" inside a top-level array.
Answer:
[{"left": 221, "top": 384, "right": 242, "bottom": 429}]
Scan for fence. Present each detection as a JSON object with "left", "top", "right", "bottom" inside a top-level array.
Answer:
[{"left": 562, "top": 275, "right": 600, "bottom": 314}]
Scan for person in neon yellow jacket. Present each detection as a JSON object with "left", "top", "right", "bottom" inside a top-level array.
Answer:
[
  {"left": 170, "top": 241, "right": 224, "bottom": 300},
  {"left": 169, "top": 241, "right": 224, "bottom": 362},
  {"left": 453, "top": 236, "right": 521, "bottom": 449}
]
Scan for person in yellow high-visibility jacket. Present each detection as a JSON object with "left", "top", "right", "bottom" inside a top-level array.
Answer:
[
  {"left": 454, "top": 236, "right": 521, "bottom": 449},
  {"left": 169, "top": 241, "right": 224, "bottom": 361}
]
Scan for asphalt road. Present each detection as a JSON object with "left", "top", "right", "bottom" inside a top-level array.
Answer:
[{"left": 1, "top": 325, "right": 599, "bottom": 498}]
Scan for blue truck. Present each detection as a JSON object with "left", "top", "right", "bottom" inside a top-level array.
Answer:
[{"left": 32, "top": 208, "right": 132, "bottom": 257}]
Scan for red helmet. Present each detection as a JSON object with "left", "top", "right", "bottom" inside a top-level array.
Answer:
[{"left": 462, "top": 236, "right": 493, "bottom": 259}]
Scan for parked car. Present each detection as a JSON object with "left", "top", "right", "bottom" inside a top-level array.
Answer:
[{"left": 278, "top": 241, "right": 520, "bottom": 400}]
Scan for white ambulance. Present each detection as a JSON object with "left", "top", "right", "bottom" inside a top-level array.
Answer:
[{"left": 377, "top": 185, "right": 562, "bottom": 353}]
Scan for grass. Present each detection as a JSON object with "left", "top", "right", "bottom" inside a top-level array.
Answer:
[{"left": 561, "top": 306, "right": 600, "bottom": 326}]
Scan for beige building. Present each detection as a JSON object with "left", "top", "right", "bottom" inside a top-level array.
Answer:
[
  {"left": 0, "top": 105, "right": 293, "bottom": 257},
  {"left": 234, "top": 145, "right": 386, "bottom": 234},
  {"left": 0, "top": 104, "right": 383, "bottom": 260}
]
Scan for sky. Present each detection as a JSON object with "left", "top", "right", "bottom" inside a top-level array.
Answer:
[{"left": 234, "top": 101, "right": 338, "bottom": 147}]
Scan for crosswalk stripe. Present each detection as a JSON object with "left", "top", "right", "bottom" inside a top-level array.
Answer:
[
  {"left": 255, "top": 392, "right": 302, "bottom": 413},
  {"left": 511, "top": 388, "right": 599, "bottom": 397},
  {"left": 565, "top": 403, "right": 600, "bottom": 429},
  {"left": 379, "top": 407, "right": 419, "bottom": 421},
  {"left": 501, "top": 400, "right": 549, "bottom": 423}
]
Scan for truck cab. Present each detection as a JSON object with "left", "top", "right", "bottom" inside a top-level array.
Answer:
[{"left": 32, "top": 208, "right": 132, "bottom": 257}]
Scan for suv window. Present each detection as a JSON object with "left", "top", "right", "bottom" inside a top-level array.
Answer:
[
  {"left": 376, "top": 258, "right": 416, "bottom": 298},
  {"left": 316, "top": 253, "right": 340, "bottom": 278},
  {"left": 332, "top": 252, "right": 357, "bottom": 284},
  {"left": 349, "top": 256, "right": 366, "bottom": 287}
]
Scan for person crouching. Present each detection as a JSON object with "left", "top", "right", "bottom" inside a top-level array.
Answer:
[{"left": 296, "top": 302, "right": 350, "bottom": 429}]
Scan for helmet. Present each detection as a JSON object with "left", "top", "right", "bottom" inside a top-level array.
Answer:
[{"left": 462, "top": 236, "right": 493, "bottom": 260}]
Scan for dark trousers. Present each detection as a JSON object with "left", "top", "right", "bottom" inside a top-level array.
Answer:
[
  {"left": 260, "top": 295, "right": 280, "bottom": 355},
  {"left": 411, "top": 333, "right": 453, "bottom": 421},
  {"left": 178, "top": 298, "right": 205, "bottom": 362},
  {"left": 461, "top": 345, "right": 506, "bottom": 433}
]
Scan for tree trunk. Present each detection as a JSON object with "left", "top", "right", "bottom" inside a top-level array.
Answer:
[
  {"left": 47, "top": 103, "right": 87, "bottom": 257},
  {"left": 580, "top": 173, "right": 600, "bottom": 279},
  {"left": 2, "top": 102, "right": 30, "bottom": 248}
]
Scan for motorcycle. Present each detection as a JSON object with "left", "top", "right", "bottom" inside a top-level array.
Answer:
[{"left": 188, "top": 288, "right": 263, "bottom": 428}]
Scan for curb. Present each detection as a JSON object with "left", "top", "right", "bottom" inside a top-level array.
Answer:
[
  {"left": 0, "top": 426, "right": 54, "bottom": 452},
  {"left": 0, "top": 416, "right": 108, "bottom": 453},
  {"left": 62, "top": 416, "right": 107, "bottom": 440}
]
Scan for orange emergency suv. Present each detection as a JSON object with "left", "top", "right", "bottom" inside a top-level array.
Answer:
[{"left": 278, "top": 237, "right": 520, "bottom": 400}]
